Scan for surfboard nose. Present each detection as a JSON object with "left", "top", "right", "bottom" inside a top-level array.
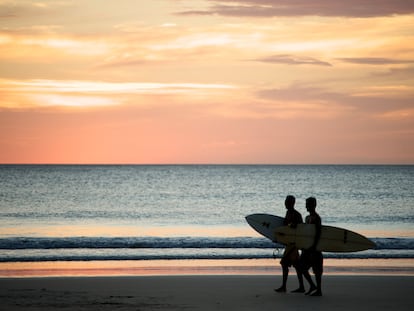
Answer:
[{"left": 245, "top": 215, "right": 254, "bottom": 225}]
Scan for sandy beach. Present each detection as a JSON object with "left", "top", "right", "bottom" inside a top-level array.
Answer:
[{"left": 1, "top": 275, "right": 412, "bottom": 310}]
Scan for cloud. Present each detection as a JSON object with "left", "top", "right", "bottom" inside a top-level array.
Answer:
[
  {"left": 0, "top": 79, "right": 237, "bottom": 109},
  {"left": 177, "top": 0, "right": 414, "bottom": 18},
  {"left": 374, "top": 66, "right": 414, "bottom": 79},
  {"left": 254, "top": 54, "right": 331, "bottom": 66},
  {"left": 258, "top": 85, "right": 348, "bottom": 104},
  {"left": 5, "top": 79, "right": 235, "bottom": 93},
  {"left": 257, "top": 84, "right": 414, "bottom": 119},
  {"left": 0, "top": 1, "right": 72, "bottom": 19},
  {"left": 338, "top": 57, "right": 414, "bottom": 65}
]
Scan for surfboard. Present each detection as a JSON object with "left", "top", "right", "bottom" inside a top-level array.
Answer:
[
  {"left": 274, "top": 224, "right": 376, "bottom": 252},
  {"left": 245, "top": 213, "right": 284, "bottom": 242}
]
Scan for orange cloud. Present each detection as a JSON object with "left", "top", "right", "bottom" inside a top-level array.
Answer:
[{"left": 0, "top": 79, "right": 236, "bottom": 109}]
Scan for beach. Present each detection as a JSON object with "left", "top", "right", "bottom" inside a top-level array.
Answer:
[
  {"left": 1, "top": 259, "right": 413, "bottom": 311},
  {"left": 1, "top": 275, "right": 413, "bottom": 310},
  {"left": 1, "top": 165, "right": 413, "bottom": 310}
]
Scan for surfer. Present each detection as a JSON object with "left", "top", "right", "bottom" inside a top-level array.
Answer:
[
  {"left": 275, "top": 195, "right": 305, "bottom": 293},
  {"left": 300, "top": 197, "right": 323, "bottom": 296}
]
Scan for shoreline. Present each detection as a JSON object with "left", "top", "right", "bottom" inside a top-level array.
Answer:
[
  {"left": 1, "top": 258, "right": 413, "bottom": 278},
  {"left": 1, "top": 275, "right": 413, "bottom": 310}
]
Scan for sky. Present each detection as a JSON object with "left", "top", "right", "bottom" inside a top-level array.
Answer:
[{"left": 0, "top": 0, "right": 413, "bottom": 164}]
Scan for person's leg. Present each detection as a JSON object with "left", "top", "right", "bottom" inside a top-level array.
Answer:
[
  {"left": 291, "top": 265, "right": 305, "bottom": 293},
  {"left": 310, "top": 253, "right": 323, "bottom": 296},
  {"left": 299, "top": 250, "right": 316, "bottom": 295},
  {"left": 310, "top": 272, "right": 322, "bottom": 296},
  {"left": 302, "top": 269, "right": 316, "bottom": 295},
  {"left": 275, "top": 264, "right": 288, "bottom": 292}
]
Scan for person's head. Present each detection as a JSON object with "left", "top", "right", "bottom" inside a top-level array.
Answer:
[
  {"left": 306, "top": 197, "right": 317, "bottom": 213},
  {"left": 285, "top": 195, "right": 296, "bottom": 210}
]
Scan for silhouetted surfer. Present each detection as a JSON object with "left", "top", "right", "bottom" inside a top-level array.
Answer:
[
  {"left": 300, "top": 197, "right": 323, "bottom": 296},
  {"left": 275, "top": 195, "right": 305, "bottom": 293}
]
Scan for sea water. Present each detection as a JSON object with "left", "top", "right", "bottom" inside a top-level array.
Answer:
[{"left": 0, "top": 165, "right": 413, "bottom": 265}]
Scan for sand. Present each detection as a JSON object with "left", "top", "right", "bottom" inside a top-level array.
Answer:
[{"left": 1, "top": 275, "right": 413, "bottom": 310}]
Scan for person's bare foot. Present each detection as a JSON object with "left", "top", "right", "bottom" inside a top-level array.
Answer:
[
  {"left": 305, "top": 285, "right": 317, "bottom": 295},
  {"left": 274, "top": 286, "right": 286, "bottom": 293},
  {"left": 291, "top": 287, "right": 305, "bottom": 293},
  {"left": 310, "top": 290, "right": 322, "bottom": 296}
]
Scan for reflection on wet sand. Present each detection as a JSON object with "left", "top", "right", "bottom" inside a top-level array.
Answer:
[{"left": 1, "top": 258, "right": 413, "bottom": 277}]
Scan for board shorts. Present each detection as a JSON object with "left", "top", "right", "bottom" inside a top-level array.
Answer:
[
  {"left": 280, "top": 244, "right": 300, "bottom": 267},
  {"left": 300, "top": 249, "right": 323, "bottom": 274}
]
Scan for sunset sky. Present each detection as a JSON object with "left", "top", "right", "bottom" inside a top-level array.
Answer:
[{"left": 1, "top": 0, "right": 413, "bottom": 164}]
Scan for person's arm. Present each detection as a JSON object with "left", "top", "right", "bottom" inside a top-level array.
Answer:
[
  {"left": 287, "top": 210, "right": 302, "bottom": 228},
  {"left": 312, "top": 216, "right": 321, "bottom": 250},
  {"left": 284, "top": 211, "right": 292, "bottom": 226}
]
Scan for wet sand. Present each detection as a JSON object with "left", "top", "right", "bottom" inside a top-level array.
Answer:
[{"left": 1, "top": 275, "right": 412, "bottom": 310}]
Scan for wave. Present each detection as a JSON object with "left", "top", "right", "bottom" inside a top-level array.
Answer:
[
  {"left": 0, "top": 237, "right": 413, "bottom": 262},
  {"left": 0, "top": 237, "right": 412, "bottom": 250},
  {"left": 1, "top": 249, "right": 413, "bottom": 262},
  {"left": 0, "top": 237, "right": 273, "bottom": 249}
]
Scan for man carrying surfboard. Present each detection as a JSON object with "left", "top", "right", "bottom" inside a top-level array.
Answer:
[
  {"left": 300, "top": 197, "right": 323, "bottom": 296},
  {"left": 275, "top": 195, "right": 305, "bottom": 293}
]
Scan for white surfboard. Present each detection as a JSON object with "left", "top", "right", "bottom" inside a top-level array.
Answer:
[
  {"left": 245, "top": 213, "right": 284, "bottom": 242},
  {"left": 275, "top": 224, "right": 376, "bottom": 252}
]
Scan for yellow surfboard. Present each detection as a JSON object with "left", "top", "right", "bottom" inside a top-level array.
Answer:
[
  {"left": 245, "top": 213, "right": 284, "bottom": 242},
  {"left": 275, "top": 224, "right": 376, "bottom": 252}
]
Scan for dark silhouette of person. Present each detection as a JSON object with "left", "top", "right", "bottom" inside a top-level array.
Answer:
[
  {"left": 300, "top": 197, "right": 323, "bottom": 296},
  {"left": 275, "top": 195, "right": 305, "bottom": 293}
]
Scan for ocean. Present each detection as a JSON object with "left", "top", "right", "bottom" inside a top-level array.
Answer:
[{"left": 0, "top": 165, "right": 413, "bottom": 275}]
